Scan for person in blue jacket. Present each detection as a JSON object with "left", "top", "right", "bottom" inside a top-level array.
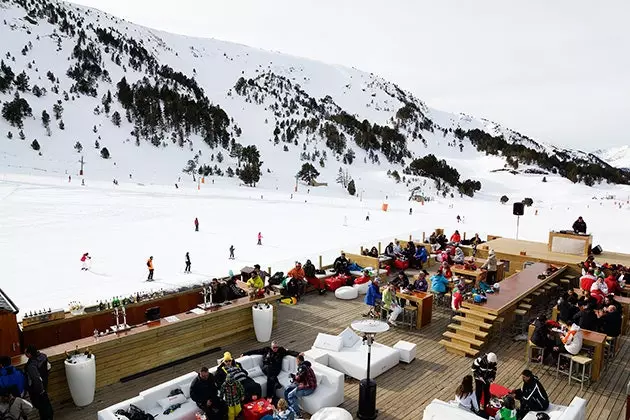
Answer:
[
  {"left": 413, "top": 246, "right": 429, "bottom": 269},
  {"left": 430, "top": 270, "right": 449, "bottom": 294},
  {"left": 0, "top": 355, "right": 26, "bottom": 397},
  {"left": 363, "top": 278, "right": 382, "bottom": 317}
]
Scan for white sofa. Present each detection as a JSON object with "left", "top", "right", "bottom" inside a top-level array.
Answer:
[
  {"left": 423, "top": 396, "right": 587, "bottom": 420},
  {"left": 309, "top": 329, "right": 399, "bottom": 381},
  {"left": 97, "top": 372, "right": 200, "bottom": 420},
  {"left": 210, "top": 354, "right": 344, "bottom": 414}
]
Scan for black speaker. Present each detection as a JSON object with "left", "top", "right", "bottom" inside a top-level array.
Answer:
[
  {"left": 513, "top": 202, "right": 524, "bottom": 216},
  {"left": 592, "top": 245, "right": 602, "bottom": 255},
  {"left": 145, "top": 306, "right": 160, "bottom": 321}
]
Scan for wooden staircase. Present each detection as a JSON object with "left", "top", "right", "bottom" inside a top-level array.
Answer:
[{"left": 440, "top": 302, "right": 496, "bottom": 357}]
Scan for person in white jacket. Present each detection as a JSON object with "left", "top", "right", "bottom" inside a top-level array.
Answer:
[
  {"left": 453, "top": 247, "right": 465, "bottom": 264},
  {"left": 561, "top": 323, "right": 583, "bottom": 355},
  {"left": 454, "top": 375, "right": 479, "bottom": 413}
]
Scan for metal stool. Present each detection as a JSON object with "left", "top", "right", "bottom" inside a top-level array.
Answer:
[
  {"left": 527, "top": 341, "right": 545, "bottom": 367},
  {"left": 489, "top": 317, "right": 505, "bottom": 342},
  {"left": 604, "top": 336, "right": 618, "bottom": 369},
  {"left": 559, "top": 278, "right": 571, "bottom": 291},
  {"left": 556, "top": 352, "right": 572, "bottom": 378},
  {"left": 512, "top": 309, "right": 528, "bottom": 335},
  {"left": 401, "top": 306, "right": 418, "bottom": 330},
  {"left": 442, "top": 292, "right": 452, "bottom": 310},
  {"left": 570, "top": 354, "right": 592, "bottom": 390}
]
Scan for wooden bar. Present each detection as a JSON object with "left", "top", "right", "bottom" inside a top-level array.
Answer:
[
  {"left": 548, "top": 231, "right": 593, "bottom": 257},
  {"left": 13, "top": 294, "right": 280, "bottom": 405},
  {"left": 396, "top": 291, "right": 433, "bottom": 328}
]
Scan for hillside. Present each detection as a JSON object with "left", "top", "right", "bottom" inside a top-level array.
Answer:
[
  {"left": 595, "top": 146, "right": 630, "bottom": 170},
  {"left": 1, "top": 0, "right": 628, "bottom": 198}
]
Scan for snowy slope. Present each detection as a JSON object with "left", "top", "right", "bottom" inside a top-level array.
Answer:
[{"left": 595, "top": 146, "right": 630, "bottom": 170}]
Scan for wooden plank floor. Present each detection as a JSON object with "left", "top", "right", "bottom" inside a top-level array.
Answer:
[{"left": 50, "top": 293, "right": 629, "bottom": 420}]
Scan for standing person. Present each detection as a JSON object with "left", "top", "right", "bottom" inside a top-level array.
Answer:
[
  {"left": 24, "top": 345, "right": 53, "bottom": 420},
  {"left": 365, "top": 212, "right": 370, "bottom": 221},
  {"left": 409, "top": 208, "right": 413, "bottom": 215},
  {"left": 512, "top": 369, "right": 549, "bottom": 418},
  {"left": 185, "top": 252, "right": 191, "bottom": 273},
  {"left": 457, "top": 215, "right": 461, "bottom": 223},
  {"left": 242, "top": 342, "right": 299, "bottom": 399},
  {"left": 146, "top": 256, "right": 154, "bottom": 281},
  {"left": 0, "top": 356, "right": 26, "bottom": 397},
  {"left": 229, "top": 245, "right": 235, "bottom": 260},
  {"left": 80, "top": 252, "right": 91, "bottom": 271},
  {"left": 194, "top": 217, "right": 199, "bottom": 232},
  {"left": 0, "top": 387, "right": 33, "bottom": 419},
  {"left": 257, "top": 232, "right": 263, "bottom": 246},
  {"left": 189, "top": 367, "right": 226, "bottom": 420},
  {"left": 284, "top": 355, "right": 317, "bottom": 415},
  {"left": 471, "top": 352, "right": 497, "bottom": 410},
  {"left": 572, "top": 216, "right": 587, "bottom": 234},
  {"left": 221, "top": 374, "right": 244, "bottom": 420},
  {"left": 481, "top": 249, "right": 498, "bottom": 285}
]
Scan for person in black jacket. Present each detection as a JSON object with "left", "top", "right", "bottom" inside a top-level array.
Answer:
[
  {"left": 530, "top": 315, "right": 558, "bottom": 364},
  {"left": 242, "top": 342, "right": 300, "bottom": 399},
  {"left": 333, "top": 252, "right": 349, "bottom": 275},
  {"left": 572, "top": 302, "right": 598, "bottom": 330},
  {"left": 24, "top": 345, "right": 53, "bottom": 420},
  {"left": 598, "top": 305, "right": 622, "bottom": 337},
  {"left": 303, "top": 259, "right": 326, "bottom": 295},
  {"left": 557, "top": 294, "right": 579, "bottom": 324},
  {"left": 225, "top": 276, "right": 247, "bottom": 300},
  {"left": 471, "top": 352, "right": 497, "bottom": 409},
  {"left": 512, "top": 369, "right": 549, "bottom": 418},
  {"left": 214, "top": 352, "right": 261, "bottom": 402},
  {"left": 572, "top": 216, "right": 587, "bottom": 234},
  {"left": 189, "top": 367, "right": 226, "bottom": 420}
]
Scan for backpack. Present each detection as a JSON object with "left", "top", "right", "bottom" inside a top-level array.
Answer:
[{"left": 269, "top": 272, "right": 284, "bottom": 286}]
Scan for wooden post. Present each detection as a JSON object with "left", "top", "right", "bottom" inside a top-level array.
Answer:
[
  {"left": 464, "top": 232, "right": 467, "bottom": 240},
  {"left": 268, "top": 266, "right": 272, "bottom": 276},
  {"left": 378, "top": 242, "right": 381, "bottom": 254},
  {"left": 318, "top": 255, "right": 322, "bottom": 270},
  {"left": 422, "top": 232, "right": 426, "bottom": 242},
  {"left": 409, "top": 234, "right": 412, "bottom": 241},
  {"left": 360, "top": 246, "right": 364, "bottom": 254}
]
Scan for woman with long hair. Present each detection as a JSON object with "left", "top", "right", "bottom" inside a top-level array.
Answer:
[{"left": 455, "top": 375, "right": 479, "bottom": 412}]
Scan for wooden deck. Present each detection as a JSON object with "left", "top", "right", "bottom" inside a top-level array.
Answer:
[{"left": 51, "top": 293, "right": 630, "bottom": 420}]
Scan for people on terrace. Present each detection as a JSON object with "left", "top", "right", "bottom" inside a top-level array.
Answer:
[
  {"left": 579, "top": 268, "right": 596, "bottom": 292},
  {"left": 453, "top": 246, "right": 465, "bottom": 264},
  {"left": 561, "top": 322, "right": 583, "bottom": 355},
  {"left": 413, "top": 246, "right": 428, "bottom": 269},
  {"left": 214, "top": 352, "right": 261, "bottom": 403},
  {"left": 333, "top": 252, "right": 350, "bottom": 275},
  {"left": 598, "top": 305, "right": 622, "bottom": 338},
  {"left": 471, "top": 352, "right": 497, "bottom": 410},
  {"left": 430, "top": 270, "right": 449, "bottom": 295},
  {"left": 382, "top": 284, "right": 403, "bottom": 326},
  {"left": 391, "top": 271, "right": 409, "bottom": 290},
  {"left": 511, "top": 369, "right": 549, "bottom": 418},
  {"left": 363, "top": 277, "right": 382, "bottom": 318},
  {"left": 450, "top": 230, "right": 461, "bottom": 244},
  {"left": 284, "top": 354, "right": 317, "bottom": 415},
  {"left": 303, "top": 259, "right": 326, "bottom": 295},
  {"left": 260, "top": 398, "right": 296, "bottom": 420},
  {"left": 412, "top": 271, "right": 429, "bottom": 292},
  {"left": 572, "top": 216, "right": 587, "bottom": 234},
  {"left": 384, "top": 242, "right": 396, "bottom": 258},
  {"left": 481, "top": 249, "right": 498, "bottom": 285},
  {"left": 242, "top": 341, "right": 300, "bottom": 400},
  {"left": 454, "top": 375, "right": 479, "bottom": 413},
  {"left": 190, "top": 366, "right": 226, "bottom": 419}
]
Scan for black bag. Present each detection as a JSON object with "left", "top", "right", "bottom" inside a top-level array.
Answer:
[
  {"left": 592, "top": 245, "right": 602, "bottom": 255},
  {"left": 315, "top": 269, "right": 326, "bottom": 275},
  {"left": 284, "top": 278, "right": 304, "bottom": 297},
  {"left": 269, "top": 272, "right": 285, "bottom": 286},
  {"left": 116, "top": 404, "right": 155, "bottom": 420}
]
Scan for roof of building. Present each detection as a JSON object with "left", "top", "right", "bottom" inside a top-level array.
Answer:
[{"left": 0, "top": 288, "right": 19, "bottom": 314}]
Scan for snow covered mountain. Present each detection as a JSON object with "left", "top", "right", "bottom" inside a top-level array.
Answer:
[
  {"left": 1, "top": 0, "right": 628, "bottom": 196},
  {"left": 595, "top": 146, "right": 630, "bottom": 170}
]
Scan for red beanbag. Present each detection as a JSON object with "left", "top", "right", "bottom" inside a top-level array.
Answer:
[{"left": 394, "top": 259, "right": 410, "bottom": 270}]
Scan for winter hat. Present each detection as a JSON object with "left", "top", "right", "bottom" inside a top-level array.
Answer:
[
  {"left": 487, "top": 352, "right": 497, "bottom": 363},
  {"left": 223, "top": 351, "right": 233, "bottom": 361},
  {"left": 489, "top": 249, "right": 495, "bottom": 256}
]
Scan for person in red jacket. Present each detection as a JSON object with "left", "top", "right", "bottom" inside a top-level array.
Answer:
[
  {"left": 450, "top": 230, "right": 462, "bottom": 244},
  {"left": 580, "top": 269, "right": 596, "bottom": 292},
  {"left": 354, "top": 270, "right": 371, "bottom": 285},
  {"left": 80, "top": 252, "right": 91, "bottom": 271},
  {"left": 604, "top": 272, "right": 621, "bottom": 295},
  {"left": 194, "top": 217, "right": 199, "bottom": 232}
]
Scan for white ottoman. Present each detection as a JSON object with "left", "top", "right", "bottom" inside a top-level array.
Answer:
[
  {"left": 335, "top": 286, "right": 358, "bottom": 300},
  {"left": 353, "top": 281, "right": 370, "bottom": 295},
  {"left": 311, "top": 407, "right": 353, "bottom": 420},
  {"left": 393, "top": 340, "right": 417, "bottom": 363},
  {"left": 304, "top": 348, "right": 329, "bottom": 366}
]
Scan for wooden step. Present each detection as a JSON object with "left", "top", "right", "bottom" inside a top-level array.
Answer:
[
  {"left": 459, "top": 308, "right": 497, "bottom": 321},
  {"left": 563, "top": 275, "right": 577, "bottom": 280},
  {"left": 443, "top": 331, "right": 485, "bottom": 347},
  {"left": 518, "top": 303, "right": 533, "bottom": 310},
  {"left": 453, "top": 315, "right": 492, "bottom": 330},
  {"left": 439, "top": 339, "right": 480, "bottom": 357},
  {"left": 447, "top": 323, "right": 489, "bottom": 339}
]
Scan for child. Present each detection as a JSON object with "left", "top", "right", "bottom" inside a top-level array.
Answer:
[
  {"left": 493, "top": 395, "right": 517, "bottom": 420},
  {"left": 221, "top": 374, "right": 244, "bottom": 420}
]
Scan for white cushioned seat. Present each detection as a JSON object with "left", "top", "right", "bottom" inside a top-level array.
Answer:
[
  {"left": 311, "top": 407, "right": 353, "bottom": 420},
  {"left": 353, "top": 281, "right": 370, "bottom": 295},
  {"left": 393, "top": 340, "right": 417, "bottom": 363},
  {"left": 335, "top": 286, "right": 358, "bottom": 300}
]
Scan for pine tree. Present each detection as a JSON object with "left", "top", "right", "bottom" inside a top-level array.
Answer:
[
  {"left": 226, "top": 167, "right": 234, "bottom": 177},
  {"left": 95, "top": 140, "right": 100, "bottom": 149},
  {"left": 100, "top": 147, "right": 110, "bottom": 159},
  {"left": 1, "top": 93, "right": 32, "bottom": 128},
  {"left": 15, "top": 71, "right": 29, "bottom": 92},
  {"left": 7, "top": 131, "right": 13, "bottom": 139},
  {"left": 111, "top": 111, "right": 121, "bottom": 126},
  {"left": 41, "top": 110, "right": 50, "bottom": 128},
  {"left": 53, "top": 103, "right": 63, "bottom": 119},
  {"left": 31, "top": 139, "right": 40, "bottom": 150},
  {"left": 216, "top": 152, "right": 224, "bottom": 163},
  {"left": 19, "top": 130, "right": 25, "bottom": 140},
  {"left": 297, "top": 163, "right": 320, "bottom": 184},
  {"left": 347, "top": 179, "right": 356, "bottom": 196},
  {"left": 58, "top": 119, "right": 65, "bottom": 130},
  {"left": 74, "top": 141, "right": 83, "bottom": 153}
]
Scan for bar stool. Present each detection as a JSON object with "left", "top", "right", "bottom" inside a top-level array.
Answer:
[
  {"left": 512, "top": 309, "right": 528, "bottom": 335},
  {"left": 604, "top": 336, "right": 618, "bottom": 369},
  {"left": 547, "top": 282, "right": 560, "bottom": 301},
  {"left": 556, "top": 352, "right": 572, "bottom": 377},
  {"left": 527, "top": 341, "right": 545, "bottom": 367},
  {"left": 490, "top": 317, "right": 505, "bottom": 342},
  {"left": 531, "top": 290, "right": 544, "bottom": 312},
  {"left": 559, "top": 278, "right": 571, "bottom": 292},
  {"left": 401, "top": 306, "right": 418, "bottom": 330},
  {"left": 569, "top": 354, "right": 592, "bottom": 390},
  {"left": 563, "top": 275, "right": 578, "bottom": 289},
  {"left": 442, "top": 292, "right": 452, "bottom": 310},
  {"left": 518, "top": 303, "right": 533, "bottom": 312}
]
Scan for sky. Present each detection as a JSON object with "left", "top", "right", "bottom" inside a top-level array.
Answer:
[{"left": 69, "top": 0, "right": 629, "bottom": 151}]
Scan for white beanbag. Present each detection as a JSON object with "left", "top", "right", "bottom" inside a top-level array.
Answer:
[
  {"left": 311, "top": 407, "right": 353, "bottom": 420},
  {"left": 353, "top": 281, "right": 370, "bottom": 295},
  {"left": 335, "top": 286, "right": 358, "bottom": 300}
]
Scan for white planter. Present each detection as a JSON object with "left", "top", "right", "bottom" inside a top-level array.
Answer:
[
  {"left": 252, "top": 303, "right": 273, "bottom": 342},
  {"left": 64, "top": 354, "right": 96, "bottom": 407}
]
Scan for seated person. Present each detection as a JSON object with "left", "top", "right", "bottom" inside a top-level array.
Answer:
[
  {"left": 579, "top": 268, "right": 596, "bottom": 291},
  {"left": 369, "top": 246, "right": 379, "bottom": 258},
  {"left": 384, "top": 242, "right": 396, "bottom": 258},
  {"left": 226, "top": 276, "right": 247, "bottom": 300},
  {"left": 441, "top": 261, "right": 453, "bottom": 279},
  {"left": 303, "top": 259, "right": 326, "bottom": 295},
  {"left": 391, "top": 271, "right": 409, "bottom": 290},
  {"left": 561, "top": 323, "right": 583, "bottom": 355},
  {"left": 450, "top": 230, "right": 461, "bottom": 244},
  {"left": 392, "top": 240, "right": 404, "bottom": 257},
  {"left": 604, "top": 272, "right": 622, "bottom": 295},
  {"left": 530, "top": 315, "right": 558, "bottom": 363},
  {"left": 604, "top": 294, "right": 622, "bottom": 313},
  {"left": 598, "top": 305, "right": 622, "bottom": 338},
  {"left": 211, "top": 278, "right": 229, "bottom": 303},
  {"left": 590, "top": 276, "right": 609, "bottom": 305},
  {"left": 286, "top": 261, "right": 306, "bottom": 298},
  {"left": 246, "top": 270, "right": 265, "bottom": 298},
  {"left": 0, "top": 356, "right": 26, "bottom": 397},
  {"left": 454, "top": 375, "right": 479, "bottom": 413},
  {"left": 428, "top": 232, "right": 437, "bottom": 245},
  {"left": 287, "top": 261, "right": 305, "bottom": 281},
  {"left": 333, "top": 252, "right": 350, "bottom": 275},
  {"left": 214, "top": 352, "right": 262, "bottom": 403},
  {"left": 260, "top": 398, "right": 295, "bottom": 420},
  {"left": 512, "top": 369, "right": 549, "bottom": 418},
  {"left": 404, "top": 241, "right": 416, "bottom": 259},
  {"left": 557, "top": 293, "right": 579, "bottom": 324},
  {"left": 354, "top": 269, "right": 371, "bottom": 285},
  {"left": 430, "top": 270, "right": 449, "bottom": 294},
  {"left": 572, "top": 302, "right": 599, "bottom": 331},
  {"left": 453, "top": 246, "right": 465, "bottom": 264},
  {"left": 412, "top": 272, "right": 429, "bottom": 292},
  {"left": 413, "top": 246, "right": 428, "bottom": 269},
  {"left": 493, "top": 395, "right": 517, "bottom": 420}
]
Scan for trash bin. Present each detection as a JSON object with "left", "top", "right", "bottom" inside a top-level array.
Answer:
[{"left": 64, "top": 354, "right": 96, "bottom": 407}]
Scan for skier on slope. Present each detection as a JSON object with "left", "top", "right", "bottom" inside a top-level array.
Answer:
[
  {"left": 80, "top": 252, "right": 91, "bottom": 271},
  {"left": 257, "top": 232, "right": 263, "bottom": 246},
  {"left": 194, "top": 217, "right": 199, "bottom": 232},
  {"left": 147, "top": 256, "right": 154, "bottom": 281},
  {"left": 185, "top": 252, "right": 191, "bottom": 273},
  {"left": 229, "top": 245, "right": 235, "bottom": 260}
]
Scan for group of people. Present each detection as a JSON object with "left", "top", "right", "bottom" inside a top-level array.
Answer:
[
  {"left": 383, "top": 241, "right": 429, "bottom": 269},
  {"left": 189, "top": 342, "right": 315, "bottom": 420},
  {"left": 455, "top": 353, "right": 549, "bottom": 420},
  {"left": 0, "top": 346, "right": 53, "bottom": 420}
]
